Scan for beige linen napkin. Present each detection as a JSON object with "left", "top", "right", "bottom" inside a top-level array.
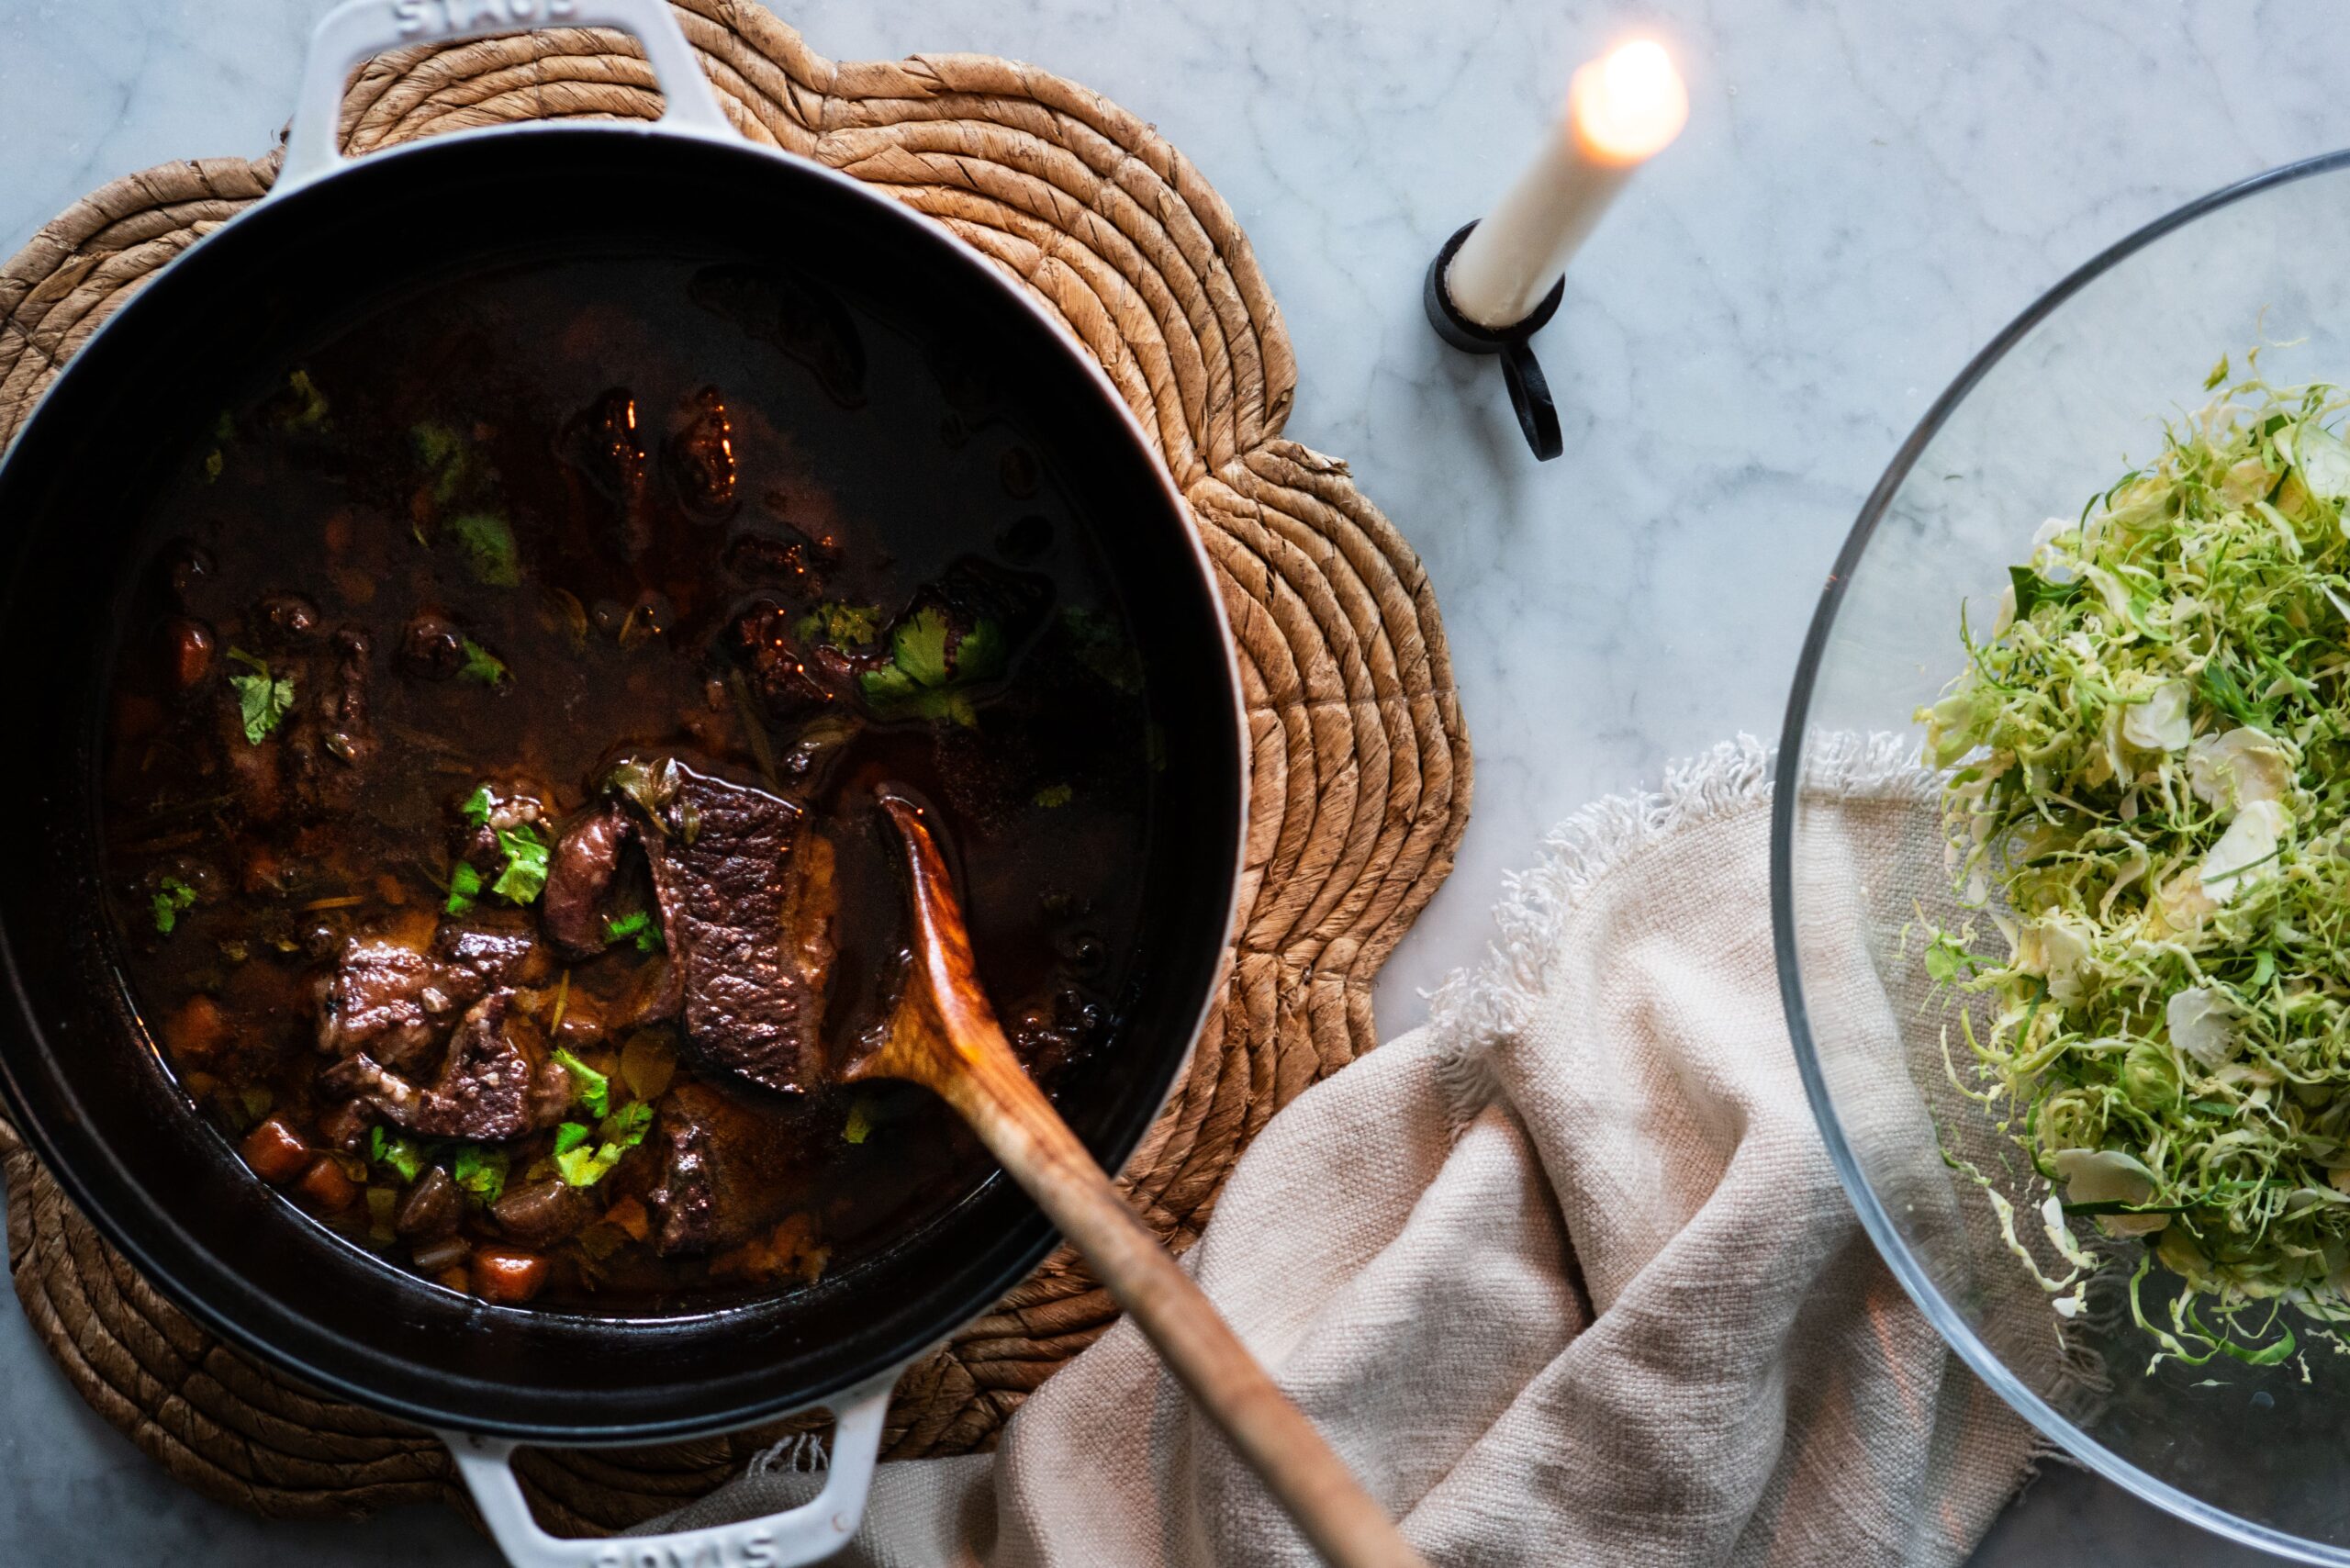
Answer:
[{"left": 655, "top": 738, "right": 2040, "bottom": 1565}]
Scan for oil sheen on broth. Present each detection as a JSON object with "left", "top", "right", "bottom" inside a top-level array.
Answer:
[{"left": 99, "top": 255, "right": 1155, "bottom": 1311}]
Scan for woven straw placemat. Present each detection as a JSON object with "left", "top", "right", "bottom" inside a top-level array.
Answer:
[{"left": 0, "top": 0, "right": 1470, "bottom": 1535}]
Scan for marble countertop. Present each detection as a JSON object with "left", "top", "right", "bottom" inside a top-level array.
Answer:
[{"left": 3, "top": 0, "right": 2344, "bottom": 1562}]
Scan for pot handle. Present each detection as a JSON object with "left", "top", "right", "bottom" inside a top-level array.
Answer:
[
  {"left": 442, "top": 1371, "right": 896, "bottom": 1568},
  {"left": 277, "top": 0, "right": 735, "bottom": 197}
]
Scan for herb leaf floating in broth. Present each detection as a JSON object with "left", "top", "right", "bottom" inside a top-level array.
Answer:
[
  {"left": 553, "top": 1047, "right": 610, "bottom": 1117},
  {"left": 796, "top": 601, "right": 882, "bottom": 648},
  {"left": 456, "top": 638, "right": 508, "bottom": 685},
  {"left": 445, "top": 511, "right": 521, "bottom": 588},
  {"left": 150, "top": 876, "right": 197, "bottom": 935},
  {"left": 224, "top": 647, "right": 296, "bottom": 744},
  {"left": 860, "top": 605, "right": 1006, "bottom": 726},
  {"left": 1920, "top": 369, "right": 2350, "bottom": 1363},
  {"left": 487, "top": 826, "right": 551, "bottom": 903}
]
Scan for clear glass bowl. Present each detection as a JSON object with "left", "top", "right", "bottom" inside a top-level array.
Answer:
[{"left": 1775, "top": 150, "right": 2350, "bottom": 1562}]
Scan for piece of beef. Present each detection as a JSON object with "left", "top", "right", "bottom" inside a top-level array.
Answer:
[
  {"left": 666, "top": 386, "right": 737, "bottom": 516},
  {"left": 647, "top": 1081, "right": 801, "bottom": 1255},
  {"left": 728, "top": 599, "right": 874, "bottom": 717},
  {"left": 282, "top": 626, "right": 375, "bottom": 818},
  {"left": 543, "top": 801, "right": 632, "bottom": 960},
  {"left": 316, "top": 918, "right": 539, "bottom": 1071},
  {"left": 319, "top": 991, "right": 570, "bottom": 1141},
  {"left": 561, "top": 387, "right": 653, "bottom": 556},
  {"left": 686, "top": 264, "right": 868, "bottom": 409},
  {"left": 633, "top": 763, "right": 834, "bottom": 1093}
]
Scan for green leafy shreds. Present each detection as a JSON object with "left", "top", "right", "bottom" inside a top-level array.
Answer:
[
  {"left": 452, "top": 1145, "right": 508, "bottom": 1205},
  {"left": 279, "top": 369, "right": 330, "bottom": 431},
  {"left": 460, "top": 784, "right": 496, "bottom": 827},
  {"left": 1033, "top": 783, "right": 1073, "bottom": 809},
  {"left": 488, "top": 825, "right": 550, "bottom": 903},
  {"left": 445, "top": 510, "right": 520, "bottom": 587},
  {"left": 844, "top": 1096, "right": 877, "bottom": 1146},
  {"left": 411, "top": 420, "right": 486, "bottom": 505},
  {"left": 554, "top": 1102, "right": 655, "bottom": 1188},
  {"left": 457, "top": 638, "right": 508, "bottom": 685},
  {"left": 369, "top": 1127, "right": 430, "bottom": 1184},
  {"left": 1060, "top": 606, "right": 1145, "bottom": 694},
  {"left": 445, "top": 860, "right": 485, "bottom": 915},
  {"left": 226, "top": 647, "right": 297, "bottom": 745},
  {"left": 795, "top": 601, "right": 883, "bottom": 647},
  {"left": 1919, "top": 371, "right": 2350, "bottom": 1356},
  {"left": 859, "top": 606, "right": 1007, "bottom": 726},
  {"left": 552, "top": 1047, "right": 610, "bottom": 1118},
  {"left": 151, "top": 877, "right": 197, "bottom": 935},
  {"left": 604, "top": 909, "right": 663, "bottom": 952},
  {"left": 553, "top": 1122, "right": 592, "bottom": 1157}
]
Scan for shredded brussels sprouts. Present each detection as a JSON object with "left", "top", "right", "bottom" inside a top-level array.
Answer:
[{"left": 1922, "top": 368, "right": 2350, "bottom": 1361}]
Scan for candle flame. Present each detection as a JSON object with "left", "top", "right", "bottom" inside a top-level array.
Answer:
[{"left": 1568, "top": 39, "right": 1687, "bottom": 167}]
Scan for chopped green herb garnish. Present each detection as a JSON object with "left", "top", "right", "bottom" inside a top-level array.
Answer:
[
  {"left": 203, "top": 449, "right": 224, "bottom": 483},
  {"left": 225, "top": 647, "right": 296, "bottom": 745},
  {"left": 554, "top": 1102, "right": 655, "bottom": 1187},
  {"left": 488, "top": 825, "right": 550, "bottom": 904},
  {"left": 410, "top": 420, "right": 485, "bottom": 505},
  {"left": 858, "top": 606, "right": 1008, "bottom": 727},
  {"left": 603, "top": 909, "right": 663, "bottom": 952},
  {"left": 456, "top": 638, "right": 508, "bottom": 685},
  {"left": 445, "top": 860, "right": 484, "bottom": 915},
  {"left": 461, "top": 784, "right": 495, "bottom": 827},
  {"left": 552, "top": 1047, "right": 610, "bottom": 1118},
  {"left": 844, "top": 1096, "right": 876, "bottom": 1146},
  {"left": 1032, "top": 783, "right": 1073, "bottom": 809},
  {"left": 368, "top": 1127, "right": 430, "bottom": 1184},
  {"left": 795, "top": 601, "right": 883, "bottom": 647},
  {"left": 451, "top": 1145, "right": 508, "bottom": 1205},
  {"left": 280, "top": 368, "right": 330, "bottom": 431},
  {"left": 1921, "top": 366, "right": 2350, "bottom": 1361},
  {"left": 445, "top": 510, "right": 520, "bottom": 587},
  {"left": 553, "top": 1122, "right": 592, "bottom": 1157},
  {"left": 603, "top": 1100, "right": 655, "bottom": 1143},
  {"left": 1060, "top": 606, "right": 1145, "bottom": 694},
  {"left": 151, "top": 876, "right": 197, "bottom": 935}
]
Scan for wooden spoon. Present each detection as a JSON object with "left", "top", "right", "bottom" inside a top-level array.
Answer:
[{"left": 845, "top": 790, "right": 1427, "bottom": 1568}]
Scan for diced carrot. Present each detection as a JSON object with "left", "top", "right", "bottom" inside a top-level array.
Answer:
[
  {"left": 375, "top": 873, "right": 408, "bottom": 906},
  {"left": 435, "top": 1266, "right": 472, "bottom": 1295},
  {"left": 471, "top": 1248, "right": 551, "bottom": 1305},
  {"left": 162, "top": 995, "right": 230, "bottom": 1064},
  {"left": 603, "top": 1195, "right": 650, "bottom": 1243},
  {"left": 240, "top": 1116, "right": 311, "bottom": 1184},
  {"left": 181, "top": 1070, "right": 220, "bottom": 1103},
  {"left": 295, "top": 1155, "right": 360, "bottom": 1213}
]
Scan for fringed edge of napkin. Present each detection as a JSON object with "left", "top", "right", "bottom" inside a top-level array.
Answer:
[{"left": 1422, "top": 731, "right": 1924, "bottom": 1128}]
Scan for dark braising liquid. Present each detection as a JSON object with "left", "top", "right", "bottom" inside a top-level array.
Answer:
[{"left": 97, "top": 255, "right": 1157, "bottom": 1312}]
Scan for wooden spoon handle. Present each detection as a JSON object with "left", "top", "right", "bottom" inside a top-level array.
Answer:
[
  {"left": 862, "top": 792, "right": 1426, "bottom": 1568},
  {"left": 950, "top": 1058, "right": 1428, "bottom": 1568}
]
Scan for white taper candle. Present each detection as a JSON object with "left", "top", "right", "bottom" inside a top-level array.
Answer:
[{"left": 1444, "top": 39, "right": 1688, "bottom": 330}]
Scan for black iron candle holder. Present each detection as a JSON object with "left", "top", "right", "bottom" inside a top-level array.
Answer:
[{"left": 1422, "top": 219, "right": 1566, "bottom": 462}]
